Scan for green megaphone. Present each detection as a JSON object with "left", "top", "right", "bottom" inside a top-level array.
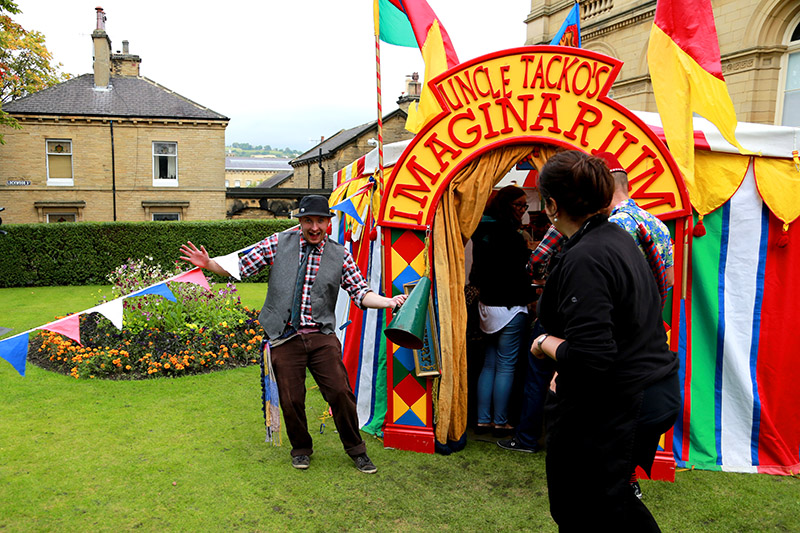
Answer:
[{"left": 384, "top": 276, "right": 431, "bottom": 350}]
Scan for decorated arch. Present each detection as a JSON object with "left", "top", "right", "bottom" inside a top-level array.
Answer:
[{"left": 374, "top": 46, "right": 692, "bottom": 460}]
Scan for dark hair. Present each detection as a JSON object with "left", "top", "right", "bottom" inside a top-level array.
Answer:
[
  {"left": 537, "top": 151, "right": 613, "bottom": 219},
  {"left": 486, "top": 185, "right": 526, "bottom": 226}
]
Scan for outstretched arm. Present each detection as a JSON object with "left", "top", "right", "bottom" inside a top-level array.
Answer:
[
  {"left": 361, "top": 291, "right": 407, "bottom": 310},
  {"left": 179, "top": 241, "right": 231, "bottom": 277}
]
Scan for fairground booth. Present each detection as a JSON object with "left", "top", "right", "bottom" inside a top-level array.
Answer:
[{"left": 328, "top": 46, "right": 800, "bottom": 480}]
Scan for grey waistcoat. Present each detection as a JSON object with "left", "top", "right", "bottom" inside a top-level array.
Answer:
[{"left": 258, "top": 229, "right": 344, "bottom": 339}]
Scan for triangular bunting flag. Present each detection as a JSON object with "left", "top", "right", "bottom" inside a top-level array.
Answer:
[
  {"left": 0, "top": 332, "right": 29, "bottom": 376},
  {"left": 173, "top": 268, "right": 211, "bottom": 290},
  {"left": 330, "top": 197, "right": 365, "bottom": 226},
  {"left": 86, "top": 299, "right": 124, "bottom": 330},
  {"left": 212, "top": 252, "right": 242, "bottom": 280},
  {"left": 37, "top": 314, "right": 81, "bottom": 344},
  {"left": 131, "top": 283, "right": 177, "bottom": 302}
]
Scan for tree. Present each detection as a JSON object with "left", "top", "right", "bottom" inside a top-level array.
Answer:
[{"left": 0, "top": 0, "right": 70, "bottom": 143}]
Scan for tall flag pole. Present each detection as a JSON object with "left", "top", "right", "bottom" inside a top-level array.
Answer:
[
  {"left": 647, "top": 0, "right": 750, "bottom": 190},
  {"left": 373, "top": 0, "right": 459, "bottom": 134},
  {"left": 373, "top": 0, "right": 386, "bottom": 194},
  {"left": 550, "top": 2, "right": 581, "bottom": 47}
]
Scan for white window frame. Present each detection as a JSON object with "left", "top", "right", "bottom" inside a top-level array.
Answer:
[
  {"left": 46, "top": 139, "right": 74, "bottom": 186},
  {"left": 152, "top": 141, "right": 178, "bottom": 186},
  {"left": 776, "top": 17, "right": 800, "bottom": 126}
]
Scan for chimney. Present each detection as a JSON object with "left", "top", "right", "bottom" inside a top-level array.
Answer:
[
  {"left": 92, "top": 7, "right": 111, "bottom": 88},
  {"left": 111, "top": 39, "right": 142, "bottom": 76},
  {"left": 396, "top": 72, "right": 421, "bottom": 112}
]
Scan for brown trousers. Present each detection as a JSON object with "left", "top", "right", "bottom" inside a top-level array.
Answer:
[{"left": 270, "top": 331, "right": 366, "bottom": 458}]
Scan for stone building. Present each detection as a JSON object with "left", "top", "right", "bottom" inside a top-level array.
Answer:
[
  {"left": 225, "top": 76, "right": 422, "bottom": 221},
  {"left": 0, "top": 8, "right": 229, "bottom": 224},
  {"left": 287, "top": 76, "right": 421, "bottom": 190},
  {"left": 224, "top": 157, "right": 292, "bottom": 188},
  {"left": 524, "top": 0, "right": 800, "bottom": 126}
]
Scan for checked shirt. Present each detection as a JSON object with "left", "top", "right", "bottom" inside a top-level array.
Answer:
[
  {"left": 527, "top": 224, "right": 566, "bottom": 276},
  {"left": 240, "top": 233, "right": 371, "bottom": 328}
]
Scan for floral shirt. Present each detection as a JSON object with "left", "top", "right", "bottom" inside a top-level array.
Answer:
[
  {"left": 609, "top": 199, "right": 674, "bottom": 269},
  {"left": 239, "top": 232, "right": 370, "bottom": 328}
]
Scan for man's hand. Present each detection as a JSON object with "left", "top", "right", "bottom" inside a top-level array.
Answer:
[
  {"left": 388, "top": 294, "right": 407, "bottom": 310},
  {"left": 179, "top": 241, "right": 210, "bottom": 269},
  {"left": 361, "top": 292, "right": 408, "bottom": 310}
]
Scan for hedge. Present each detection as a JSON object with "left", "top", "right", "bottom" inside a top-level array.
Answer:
[{"left": 0, "top": 219, "right": 297, "bottom": 287}]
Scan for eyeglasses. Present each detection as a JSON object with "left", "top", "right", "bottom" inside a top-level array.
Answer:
[{"left": 512, "top": 201, "right": 528, "bottom": 209}]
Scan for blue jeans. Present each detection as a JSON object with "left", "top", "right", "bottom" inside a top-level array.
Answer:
[
  {"left": 515, "top": 320, "right": 555, "bottom": 449},
  {"left": 477, "top": 311, "right": 527, "bottom": 426}
]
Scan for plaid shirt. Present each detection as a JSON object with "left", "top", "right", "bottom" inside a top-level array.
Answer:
[
  {"left": 239, "top": 232, "right": 371, "bottom": 328},
  {"left": 527, "top": 224, "right": 566, "bottom": 276}
]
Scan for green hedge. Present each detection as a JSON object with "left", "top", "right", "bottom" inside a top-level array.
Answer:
[{"left": 0, "top": 219, "right": 297, "bottom": 287}]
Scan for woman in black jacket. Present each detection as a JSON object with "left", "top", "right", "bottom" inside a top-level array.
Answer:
[
  {"left": 531, "top": 151, "right": 680, "bottom": 532},
  {"left": 470, "top": 186, "right": 536, "bottom": 435}
]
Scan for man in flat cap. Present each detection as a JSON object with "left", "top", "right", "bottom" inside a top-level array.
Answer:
[{"left": 180, "top": 195, "right": 406, "bottom": 473}]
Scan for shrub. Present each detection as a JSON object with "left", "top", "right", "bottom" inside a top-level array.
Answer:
[{"left": 0, "top": 218, "right": 296, "bottom": 287}]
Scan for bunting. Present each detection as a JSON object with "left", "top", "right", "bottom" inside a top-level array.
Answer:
[{"left": 0, "top": 264, "right": 230, "bottom": 377}]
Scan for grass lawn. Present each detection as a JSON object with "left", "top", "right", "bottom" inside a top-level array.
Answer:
[{"left": 1, "top": 284, "right": 798, "bottom": 531}]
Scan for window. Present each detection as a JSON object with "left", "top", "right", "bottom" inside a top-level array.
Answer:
[
  {"left": 780, "top": 22, "right": 800, "bottom": 127},
  {"left": 46, "top": 140, "right": 73, "bottom": 186},
  {"left": 46, "top": 213, "right": 77, "bottom": 223},
  {"left": 153, "top": 142, "right": 178, "bottom": 185},
  {"left": 152, "top": 212, "right": 180, "bottom": 221}
]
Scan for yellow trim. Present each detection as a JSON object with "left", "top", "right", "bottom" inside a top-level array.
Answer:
[{"left": 754, "top": 157, "right": 800, "bottom": 225}]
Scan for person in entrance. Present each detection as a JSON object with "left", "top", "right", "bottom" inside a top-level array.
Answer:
[{"left": 180, "top": 195, "right": 406, "bottom": 473}]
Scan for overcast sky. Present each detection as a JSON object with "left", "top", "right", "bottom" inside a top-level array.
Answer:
[{"left": 14, "top": 0, "right": 532, "bottom": 150}]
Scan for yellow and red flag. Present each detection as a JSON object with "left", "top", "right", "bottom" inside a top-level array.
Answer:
[
  {"left": 647, "top": 0, "right": 750, "bottom": 183},
  {"left": 374, "top": 0, "right": 459, "bottom": 133}
]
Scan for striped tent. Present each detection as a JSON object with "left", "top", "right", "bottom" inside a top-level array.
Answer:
[
  {"left": 636, "top": 111, "right": 800, "bottom": 475},
  {"left": 328, "top": 141, "right": 411, "bottom": 435},
  {"left": 330, "top": 115, "right": 800, "bottom": 475}
]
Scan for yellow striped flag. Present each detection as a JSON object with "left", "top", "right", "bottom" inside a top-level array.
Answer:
[{"left": 647, "top": 0, "right": 750, "bottom": 183}]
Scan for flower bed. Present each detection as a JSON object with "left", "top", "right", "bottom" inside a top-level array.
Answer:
[{"left": 28, "top": 257, "right": 265, "bottom": 380}]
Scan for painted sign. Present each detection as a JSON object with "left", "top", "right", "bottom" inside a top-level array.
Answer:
[{"left": 379, "top": 46, "right": 691, "bottom": 229}]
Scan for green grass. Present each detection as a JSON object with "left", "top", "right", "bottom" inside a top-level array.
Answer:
[{"left": 1, "top": 285, "right": 799, "bottom": 531}]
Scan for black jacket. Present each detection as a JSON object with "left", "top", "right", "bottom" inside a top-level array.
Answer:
[
  {"left": 539, "top": 214, "right": 678, "bottom": 397},
  {"left": 470, "top": 215, "right": 535, "bottom": 307}
]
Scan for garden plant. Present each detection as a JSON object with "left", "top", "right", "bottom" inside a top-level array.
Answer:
[{"left": 29, "top": 257, "right": 264, "bottom": 380}]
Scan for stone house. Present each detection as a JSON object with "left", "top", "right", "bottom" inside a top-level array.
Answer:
[
  {"left": 0, "top": 8, "right": 229, "bottom": 224},
  {"left": 524, "top": 0, "right": 800, "bottom": 126},
  {"left": 287, "top": 85, "right": 420, "bottom": 190}
]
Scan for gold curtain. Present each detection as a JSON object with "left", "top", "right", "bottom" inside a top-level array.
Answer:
[{"left": 432, "top": 145, "right": 533, "bottom": 444}]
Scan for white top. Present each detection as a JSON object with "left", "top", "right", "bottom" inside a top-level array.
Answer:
[{"left": 478, "top": 303, "right": 528, "bottom": 334}]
